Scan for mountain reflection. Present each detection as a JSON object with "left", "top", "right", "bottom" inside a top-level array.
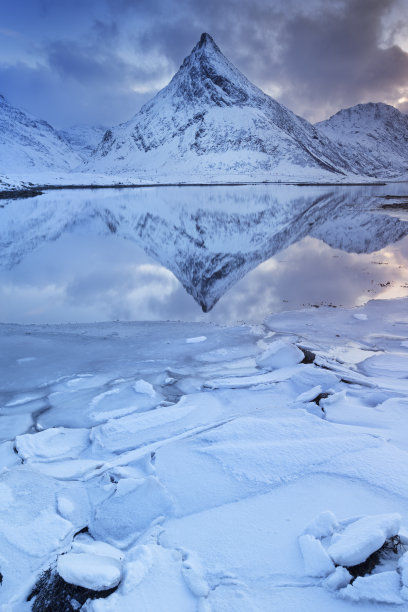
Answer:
[{"left": 0, "top": 184, "right": 408, "bottom": 320}]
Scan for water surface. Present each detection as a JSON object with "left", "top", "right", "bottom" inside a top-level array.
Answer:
[{"left": 0, "top": 183, "right": 407, "bottom": 324}]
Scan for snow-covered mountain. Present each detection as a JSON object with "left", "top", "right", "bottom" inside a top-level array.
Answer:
[
  {"left": 89, "top": 33, "right": 352, "bottom": 181},
  {"left": 316, "top": 103, "right": 408, "bottom": 178},
  {"left": 59, "top": 124, "right": 107, "bottom": 159},
  {"left": 2, "top": 35, "right": 408, "bottom": 184},
  {"left": 0, "top": 95, "right": 82, "bottom": 174}
]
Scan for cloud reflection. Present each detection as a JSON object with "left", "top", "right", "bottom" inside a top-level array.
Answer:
[{"left": 0, "top": 185, "right": 407, "bottom": 324}]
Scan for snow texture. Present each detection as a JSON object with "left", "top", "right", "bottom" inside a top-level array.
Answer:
[
  {"left": 0, "top": 297, "right": 408, "bottom": 610},
  {"left": 57, "top": 552, "right": 122, "bottom": 590}
]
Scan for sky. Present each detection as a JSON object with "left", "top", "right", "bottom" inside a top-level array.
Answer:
[{"left": 1, "top": 0, "right": 408, "bottom": 129}]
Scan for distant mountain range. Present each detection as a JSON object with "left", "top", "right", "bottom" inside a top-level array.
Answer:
[
  {"left": 1, "top": 33, "right": 408, "bottom": 185},
  {"left": 0, "top": 94, "right": 81, "bottom": 175},
  {"left": 59, "top": 125, "right": 107, "bottom": 160}
]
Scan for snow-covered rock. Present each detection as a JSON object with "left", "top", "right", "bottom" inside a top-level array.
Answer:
[
  {"left": 327, "top": 513, "right": 401, "bottom": 566},
  {"left": 0, "top": 94, "right": 81, "bottom": 174},
  {"left": 57, "top": 551, "right": 122, "bottom": 590},
  {"left": 316, "top": 102, "right": 408, "bottom": 178},
  {"left": 70, "top": 535, "right": 124, "bottom": 561}
]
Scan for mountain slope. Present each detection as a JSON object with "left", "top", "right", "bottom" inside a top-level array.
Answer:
[
  {"left": 90, "top": 33, "right": 352, "bottom": 181},
  {"left": 316, "top": 103, "right": 408, "bottom": 178},
  {"left": 0, "top": 95, "right": 82, "bottom": 174},
  {"left": 59, "top": 124, "right": 107, "bottom": 160}
]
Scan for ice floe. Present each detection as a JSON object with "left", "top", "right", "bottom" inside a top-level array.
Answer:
[{"left": 0, "top": 297, "right": 408, "bottom": 610}]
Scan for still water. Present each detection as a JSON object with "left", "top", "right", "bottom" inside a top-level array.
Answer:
[{"left": 0, "top": 183, "right": 407, "bottom": 324}]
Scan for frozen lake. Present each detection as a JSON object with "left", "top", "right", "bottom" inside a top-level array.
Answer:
[
  {"left": 1, "top": 184, "right": 408, "bottom": 611},
  {"left": 0, "top": 183, "right": 407, "bottom": 324}
]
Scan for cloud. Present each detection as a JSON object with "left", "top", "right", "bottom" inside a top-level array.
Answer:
[
  {"left": 1, "top": 0, "right": 408, "bottom": 127},
  {"left": 272, "top": 0, "right": 408, "bottom": 120}
]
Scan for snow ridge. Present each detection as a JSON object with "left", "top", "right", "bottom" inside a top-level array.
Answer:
[
  {"left": 0, "top": 96, "right": 82, "bottom": 173},
  {"left": 316, "top": 102, "right": 408, "bottom": 178}
]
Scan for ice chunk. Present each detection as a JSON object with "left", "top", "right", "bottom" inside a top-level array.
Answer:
[
  {"left": 57, "top": 552, "right": 122, "bottom": 590},
  {"left": 57, "top": 482, "right": 91, "bottom": 527},
  {"left": 256, "top": 340, "right": 304, "bottom": 371},
  {"left": 303, "top": 511, "right": 338, "bottom": 539},
  {"left": 1, "top": 506, "right": 73, "bottom": 556},
  {"left": 90, "top": 400, "right": 195, "bottom": 453},
  {"left": 295, "top": 385, "right": 322, "bottom": 403},
  {"left": 186, "top": 336, "right": 207, "bottom": 343},
  {"left": 0, "top": 441, "right": 20, "bottom": 471},
  {"left": 29, "top": 458, "right": 104, "bottom": 480},
  {"left": 71, "top": 534, "right": 124, "bottom": 561},
  {"left": 205, "top": 366, "right": 301, "bottom": 389},
  {"left": 133, "top": 379, "right": 156, "bottom": 397},
  {"left": 89, "top": 381, "right": 162, "bottom": 423},
  {"left": 86, "top": 543, "right": 196, "bottom": 611},
  {"left": 298, "top": 534, "right": 335, "bottom": 577},
  {"left": 359, "top": 353, "right": 408, "bottom": 379},
  {"left": 90, "top": 476, "right": 172, "bottom": 547},
  {"left": 398, "top": 551, "right": 408, "bottom": 586},
  {"left": 5, "top": 392, "right": 42, "bottom": 407},
  {"left": 16, "top": 427, "right": 90, "bottom": 461},
  {"left": 353, "top": 313, "right": 368, "bottom": 321},
  {"left": 340, "top": 570, "right": 403, "bottom": 604},
  {"left": 0, "top": 414, "right": 32, "bottom": 442},
  {"left": 327, "top": 513, "right": 401, "bottom": 566},
  {"left": 323, "top": 566, "right": 352, "bottom": 591}
]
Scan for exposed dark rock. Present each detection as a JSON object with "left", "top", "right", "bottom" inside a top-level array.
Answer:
[
  {"left": 28, "top": 567, "right": 118, "bottom": 612},
  {"left": 345, "top": 535, "right": 403, "bottom": 580}
]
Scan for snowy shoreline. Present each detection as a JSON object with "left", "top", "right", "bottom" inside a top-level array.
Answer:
[
  {"left": 0, "top": 178, "right": 390, "bottom": 201},
  {"left": 1, "top": 297, "right": 408, "bottom": 610}
]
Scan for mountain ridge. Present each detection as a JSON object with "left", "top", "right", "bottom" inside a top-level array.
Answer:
[
  {"left": 1, "top": 34, "right": 408, "bottom": 184},
  {"left": 89, "top": 32, "right": 352, "bottom": 180},
  {"left": 316, "top": 102, "right": 408, "bottom": 178},
  {"left": 0, "top": 95, "right": 81, "bottom": 174}
]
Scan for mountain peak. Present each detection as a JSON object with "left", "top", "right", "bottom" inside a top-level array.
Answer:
[
  {"left": 180, "top": 32, "right": 226, "bottom": 70},
  {"left": 197, "top": 32, "right": 218, "bottom": 50}
]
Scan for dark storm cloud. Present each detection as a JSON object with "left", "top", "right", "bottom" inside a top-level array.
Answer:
[
  {"left": 1, "top": 0, "right": 408, "bottom": 127},
  {"left": 271, "top": 0, "right": 408, "bottom": 120}
]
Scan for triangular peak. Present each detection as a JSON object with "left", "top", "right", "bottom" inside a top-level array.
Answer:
[{"left": 196, "top": 32, "right": 220, "bottom": 51}]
